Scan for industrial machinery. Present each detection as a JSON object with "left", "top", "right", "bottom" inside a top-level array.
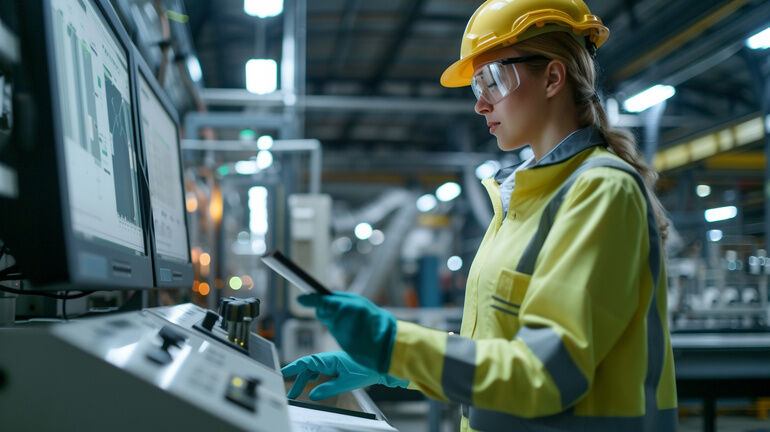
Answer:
[{"left": 0, "top": 302, "right": 398, "bottom": 431}]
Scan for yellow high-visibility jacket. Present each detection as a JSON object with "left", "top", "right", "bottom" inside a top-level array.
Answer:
[{"left": 388, "top": 126, "right": 677, "bottom": 431}]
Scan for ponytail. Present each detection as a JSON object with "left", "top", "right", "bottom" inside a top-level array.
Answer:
[{"left": 514, "top": 33, "right": 670, "bottom": 241}]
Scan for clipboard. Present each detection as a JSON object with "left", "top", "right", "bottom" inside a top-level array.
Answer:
[{"left": 261, "top": 250, "right": 333, "bottom": 296}]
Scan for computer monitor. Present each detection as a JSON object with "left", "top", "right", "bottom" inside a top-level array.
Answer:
[
  {"left": 0, "top": 0, "right": 153, "bottom": 289},
  {"left": 134, "top": 54, "right": 193, "bottom": 288}
]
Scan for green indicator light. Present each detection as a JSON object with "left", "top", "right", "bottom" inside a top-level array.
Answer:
[
  {"left": 239, "top": 129, "right": 256, "bottom": 140},
  {"left": 217, "top": 165, "right": 230, "bottom": 176},
  {"left": 229, "top": 277, "right": 243, "bottom": 291}
]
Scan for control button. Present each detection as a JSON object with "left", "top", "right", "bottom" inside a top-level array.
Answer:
[
  {"left": 225, "top": 375, "right": 260, "bottom": 412},
  {"left": 146, "top": 325, "right": 187, "bottom": 365},
  {"left": 202, "top": 310, "right": 219, "bottom": 331}
]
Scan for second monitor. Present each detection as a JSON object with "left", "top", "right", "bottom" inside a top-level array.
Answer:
[{"left": 134, "top": 54, "right": 193, "bottom": 288}]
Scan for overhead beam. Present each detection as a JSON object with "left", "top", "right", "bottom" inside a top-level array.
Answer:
[{"left": 612, "top": 0, "right": 752, "bottom": 81}]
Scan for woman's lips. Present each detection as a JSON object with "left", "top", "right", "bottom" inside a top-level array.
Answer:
[{"left": 488, "top": 122, "right": 500, "bottom": 133}]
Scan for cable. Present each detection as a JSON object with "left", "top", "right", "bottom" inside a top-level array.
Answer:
[
  {"left": 62, "top": 292, "right": 68, "bottom": 321},
  {"left": 0, "top": 285, "right": 93, "bottom": 299}
]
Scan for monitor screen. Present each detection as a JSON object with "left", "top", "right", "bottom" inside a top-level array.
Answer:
[
  {"left": 138, "top": 74, "right": 189, "bottom": 263},
  {"left": 50, "top": 0, "right": 145, "bottom": 255}
]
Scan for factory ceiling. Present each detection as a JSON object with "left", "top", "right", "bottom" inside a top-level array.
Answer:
[{"left": 182, "top": 0, "right": 770, "bottom": 160}]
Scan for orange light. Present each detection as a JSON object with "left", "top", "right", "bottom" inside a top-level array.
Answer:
[
  {"left": 191, "top": 247, "right": 202, "bottom": 263},
  {"left": 242, "top": 275, "right": 254, "bottom": 290},
  {"left": 199, "top": 253, "right": 211, "bottom": 266},
  {"left": 199, "top": 283, "right": 210, "bottom": 296},
  {"left": 186, "top": 195, "right": 198, "bottom": 213},
  {"left": 209, "top": 186, "right": 223, "bottom": 224},
  {"left": 192, "top": 280, "right": 200, "bottom": 292}
]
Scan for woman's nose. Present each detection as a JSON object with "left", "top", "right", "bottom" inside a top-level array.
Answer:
[{"left": 475, "top": 97, "right": 492, "bottom": 115}]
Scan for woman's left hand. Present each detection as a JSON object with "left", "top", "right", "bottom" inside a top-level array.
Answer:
[{"left": 298, "top": 292, "right": 397, "bottom": 374}]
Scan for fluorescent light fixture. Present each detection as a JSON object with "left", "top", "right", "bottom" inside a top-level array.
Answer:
[
  {"left": 746, "top": 26, "right": 770, "bottom": 50},
  {"left": 244, "top": 0, "right": 283, "bottom": 18},
  {"left": 696, "top": 184, "right": 711, "bottom": 198},
  {"left": 708, "top": 229, "right": 723, "bottom": 242},
  {"left": 704, "top": 205, "right": 738, "bottom": 223},
  {"left": 369, "top": 229, "right": 385, "bottom": 246},
  {"left": 416, "top": 194, "right": 438, "bottom": 212},
  {"left": 246, "top": 59, "right": 277, "bottom": 94},
  {"left": 475, "top": 160, "right": 501, "bottom": 180},
  {"left": 235, "top": 160, "right": 258, "bottom": 175},
  {"left": 248, "top": 186, "right": 268, "bottom": 235},
  {"left": 436, "top": 182, "right": 461, "bottom": 202},
  {"left": 256, "top": 150, "right": 273, "bottom": 169},
  {"left": 354, "top": 223, "right": 373, "bottom": 240},
  {"left": 447, "top": 256, "right": 463, "bottom": 272},
  {"left": 257, "top": 135, "right": 274, "bottom": 150},
  {"left": 623, "top": 85, "right": 676, "bottom": 113},
  {"left": 186, "top": 56, "right": 202, "bottom": 82}
]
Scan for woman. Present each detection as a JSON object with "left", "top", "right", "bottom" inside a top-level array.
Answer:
[{"left": 282, "top": 1, "right": 678, "bottom": 430}]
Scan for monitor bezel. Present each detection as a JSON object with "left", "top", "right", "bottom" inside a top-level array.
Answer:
[
  {"left": 3, "top": 0, "right": 154, "bottom": 290},
  {"left": 133, "top": 51, "right": 194, "bottom": 288}
]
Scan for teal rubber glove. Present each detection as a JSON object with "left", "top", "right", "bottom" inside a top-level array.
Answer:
[
  {"left": 298, "top": 292, "right": 397, "bottom": 374},
  {"left": 282, "top": 351, "right": 408, "bottom": 400}
]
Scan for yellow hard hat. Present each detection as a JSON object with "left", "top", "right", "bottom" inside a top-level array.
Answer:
[{"left": 440, "top": 0, "right": 609, "bottom": 88}]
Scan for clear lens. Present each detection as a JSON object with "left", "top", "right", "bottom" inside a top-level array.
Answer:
[{"left": 471, "top": 62, "right": 520, "bottom": 105}]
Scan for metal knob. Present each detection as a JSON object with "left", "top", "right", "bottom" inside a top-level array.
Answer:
[{"left": 218, "top": 297, "right": 261, "bottom": 350}]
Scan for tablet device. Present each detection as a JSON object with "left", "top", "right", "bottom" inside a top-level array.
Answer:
[{"left": 261, "top": 250, "right": 333, "bottom": 296}]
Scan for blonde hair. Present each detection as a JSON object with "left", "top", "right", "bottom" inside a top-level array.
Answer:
[{"left": 513, "top": 32, "right": 669, "bottom": 241}]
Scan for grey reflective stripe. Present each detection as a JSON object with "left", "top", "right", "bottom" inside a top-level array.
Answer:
[
  {"left": 511, "top": 156, "right": 670, "bottom": 429},
  {"left": 467, "top": 406, "right": 678, "bottom": 432},
  {"left": 440, "top": 334, "right": 476, "bottom": 405},
  {"left": 517, "top": 326, "right": 588, "bottom": 409},
  {"left": 490, "top": 305, "right": 518, "bottom": 316},
  {"left": 516, "top": 157, "right": 633, "bottom": 275}
]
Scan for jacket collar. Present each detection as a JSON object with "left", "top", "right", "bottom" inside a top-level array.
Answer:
[{"left": 493, "top": 126, "right": 606, "bottom": 184}]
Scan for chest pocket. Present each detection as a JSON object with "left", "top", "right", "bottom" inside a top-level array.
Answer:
[{"left": 487, "top": 268, "right": 531, "bottom": 337}]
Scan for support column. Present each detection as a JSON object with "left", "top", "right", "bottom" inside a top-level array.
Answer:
[
  {"left": 642, "top": 100, "right": 667, "bottom": 164},
  {"left": 742, "top": 50, "right": 770, "bottom": 251}
]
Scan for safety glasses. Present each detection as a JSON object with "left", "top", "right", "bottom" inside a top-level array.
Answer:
[{"left": 471, "top": 55, "right": 550, "bottom": 105}]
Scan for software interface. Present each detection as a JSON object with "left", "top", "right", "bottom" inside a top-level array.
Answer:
[
  {"left": 138, "top": 75, "right": 189, "bottom": 263},
  {"left": 51, "top": 0, "right": 145, "bottom": 254}
]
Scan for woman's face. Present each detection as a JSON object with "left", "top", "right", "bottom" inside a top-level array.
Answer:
[{"left": 473, "top": 48, "right": 547, "bottom": 151}]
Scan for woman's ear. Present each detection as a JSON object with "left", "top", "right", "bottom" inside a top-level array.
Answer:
[{"left": 544, "top": 59, "right": 567, "bottom": 99}]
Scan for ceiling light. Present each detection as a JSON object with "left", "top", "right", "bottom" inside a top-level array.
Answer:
[
  {"left": 257, "top": 135, "right": 274, "bottom": 150},
  {"left": 696, "top": 184, "right": 711, "bottom": 198},
  {"left": 235, "top": 160, "right": 258, "bottom": 175},
  {"left": 623, "top": 85, "right": 676, "bottom": 113},
  {"left": 704, "top": 206, "right": 738, "bottom": 223},
  {"left": 256, "top": 150, "right": 273, "bottom": 169},
  {"left": 416, "top": 194, "right": 437, "bottom": 212},
  {"left": 746, "top": 26, "right": 770, "bottom": 50},
  {"left": 246, "top": 59, "right": 277, "bottom": 94},
  {"left": 244, "top": 0, "right": 283, "bottom": 18},
  {"left": 475, "top": 160, "right": 501, "bottom": 180},
  {"left": 708, "top": 229, "right": 723, "bottom": 242},
  {"left": 436, "top": 182, "right": 461, "bottom": 202},
  {"left": 447, "top": 256, "right": 463, "bottom": 272},
  {"left": 354, "top": 223, "right": 373, "bottom": 240}
]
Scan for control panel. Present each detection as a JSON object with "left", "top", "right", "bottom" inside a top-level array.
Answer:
[{"left": 0, "top": 303, "right": 291, "bottom": 432}]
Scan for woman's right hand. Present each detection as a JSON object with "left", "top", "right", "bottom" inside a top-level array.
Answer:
[{"left": 282, "top": 351, "right": 409, "bottom": 400}]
